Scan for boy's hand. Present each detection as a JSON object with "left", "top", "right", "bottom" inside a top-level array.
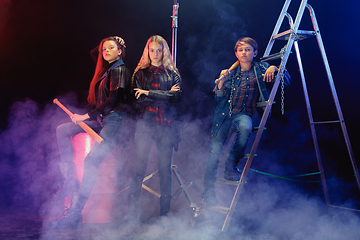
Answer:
[
  {"left": 220, "top": 69, "right": 230, "bottom": 80},
  {"left": 170, "top": 85, "right": 180, "bottom": 92},
  {"left": 263, "top": 65, "right": 278, "bottom": 82},
  {"left": 216, "top": 69, "right": 229, "bottom": 89}
]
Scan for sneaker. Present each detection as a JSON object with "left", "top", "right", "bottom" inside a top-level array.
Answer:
[
  {"left": 52, "top": 179, "right": 79, "bottom": 201},
  {"left": 202, "top": 191, "right": 219, "bottom": 206},
  {"left": 224, "top": 169, "right": 240, "bottom": 181}
]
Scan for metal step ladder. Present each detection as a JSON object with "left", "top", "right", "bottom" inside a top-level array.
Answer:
[{"left": 207, "top": 0, "right": 360, "bottom": 232}]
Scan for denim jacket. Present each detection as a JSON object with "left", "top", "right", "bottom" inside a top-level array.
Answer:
[{"left": 211, "top": 61, "right": 290, "bottom": 138}]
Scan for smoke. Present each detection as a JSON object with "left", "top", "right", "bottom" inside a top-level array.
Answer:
[
  {"left": 0, "top": 0, "right": 359, "bottom": 239},
  {"left": 39, "top": 113, "right": 358, "bottom": 239},
  {"left": 1, "top": 82, "right": 360, "bottom": 239},
  {"left": 178, "top": 0, "right": 248, "bottom": 119},
  {"left": 0, "top": 92, "right": 83, "bottom": 211}
]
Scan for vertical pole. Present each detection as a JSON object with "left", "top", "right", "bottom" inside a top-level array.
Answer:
[{"left": 171, "top": 0, "right": 179, "bottom": 66}]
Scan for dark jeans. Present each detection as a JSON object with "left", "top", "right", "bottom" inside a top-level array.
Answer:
[
  {"left": 56, "top": 112, "right": 126, "bottom": 198},
  {"left": 128, "top": 111, "right": 173, "bottom": 213},
  {"left": 204, "top": 111, "right": 252, "bottom": 191}
]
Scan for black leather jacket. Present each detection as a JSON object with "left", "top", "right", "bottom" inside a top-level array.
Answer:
[
  {"left": 88, "top": 59, "right": 131, "bottom": 119},
  {"left": 133, "top": 66, "right": 182, "bottom": 122}
]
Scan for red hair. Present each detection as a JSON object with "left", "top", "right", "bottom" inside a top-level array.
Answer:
[{"left": 87, "top": 37, "right": 125, "bottom": 106}]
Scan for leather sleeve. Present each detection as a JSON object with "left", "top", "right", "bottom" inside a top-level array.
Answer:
[
  {"left": 135, "top": 70, "right": 182, "bottom": 104},
  {"left": 148, "top": 72, "right": 182, "bottom": 103},
  {"left": 87, "top": 90, "right": 119, "bottom": 119},
  {"left": 109, "top": 66, "right": 127, "bottom": 91},
  {"left": 87, "top": 65, "right": 129, "bottom": 119}
]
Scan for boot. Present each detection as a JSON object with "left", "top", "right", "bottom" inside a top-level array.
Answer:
[
  {"left": 224, "top": 159, "right": 240, "bottom": 181},
  {"left": 49, "top": 192, "right": 87, "bottom": 229},
  {"left": 52, "top": 162, "right": 79, "bottom": 201},
  {"left": 202, "top": 183, "right": 219, "bottom": 206},
  {"left": 52, "top": 178, "right": 79, "bottom": 201},
  {"left": 160, "top": 195, "right": 172, "bottom": 216},
  {"left": 126, "top": 193, "right": 139, "bottom": 223}
]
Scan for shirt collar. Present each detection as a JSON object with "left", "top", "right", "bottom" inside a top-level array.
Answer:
[
  {"left": 234, "top": 61, "right": 255, "bottom": 77},
  {"left": 149, "top": 64, "right": 165, "bottom": 73},
  {"left": 110, "top": 59, "right": 125, "bottom": 69}
]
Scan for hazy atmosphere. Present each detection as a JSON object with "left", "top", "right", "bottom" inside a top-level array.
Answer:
[{"left": 0, "top": 0, "right": 359, "bottom": 239}]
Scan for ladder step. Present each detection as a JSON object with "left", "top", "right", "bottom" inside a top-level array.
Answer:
[
  {"left": 252, "top": 126, "right": 266, "bottom": 132},
  {"left": 273, "top": 29, "right": 316, "bottom": 41},
  {"left": 261, "top": 52, "right": 283, "bottom": 62},
  {"left": 256, "top": 101, "right": 268, "bottom": 108},
  {"left": 311, "top": 120, "right": 340, "bottom": 125},
  {"left": 206, "top": 205, "right": 230, "bottom": 214},
  {"left": 245, "top": 153, "right": 257, "bottom": 157},
  {"left": 215, "top": 178, "right": 240, "bottom": 186},
  {"left": 255, "top": 100, "right": 275, "bottom": 108}
]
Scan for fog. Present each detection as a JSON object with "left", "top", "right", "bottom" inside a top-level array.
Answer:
[
  {"left": 0, "top": 95, "right": 359, "bottom": 239},
  {"left": 0, "top": 0, "right": 359, "bottom": 239}
]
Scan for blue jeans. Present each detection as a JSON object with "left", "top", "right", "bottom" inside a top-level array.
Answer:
[
  {"left": 204, "top": 111, "right": 252, "bottom": 190},
  {"left": 128, "top": 111, "right": 173, "bottom": 215},
  {"left": 56, "top": 111, "right": 126, "bottom": 198}
]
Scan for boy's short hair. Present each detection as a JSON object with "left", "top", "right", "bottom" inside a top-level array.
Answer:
[{"left": 234, "top": 37, "right": 258, "bottom": 52}]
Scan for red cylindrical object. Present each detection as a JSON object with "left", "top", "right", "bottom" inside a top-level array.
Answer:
[{"left": 66, "top": 133, "right": 119, "bottom": 223}]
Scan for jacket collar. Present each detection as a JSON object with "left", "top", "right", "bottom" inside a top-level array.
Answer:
[
  {"left": 99, "top": 59, "right": 125, "bottom": 81},
  {"left": 233, "top": 61, "right": 257, "bottom": 77},
  {"left": 108, "top": 59, "right": 125, "bottom": 70}
]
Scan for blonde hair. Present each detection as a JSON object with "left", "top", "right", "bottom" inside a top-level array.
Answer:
[{"left": 132, "top": 35, "right": 179, "bottom": 89}]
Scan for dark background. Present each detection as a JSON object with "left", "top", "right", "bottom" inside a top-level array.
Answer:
[{"left": 0, "top": 0, "right": 359, "bottom": 215}]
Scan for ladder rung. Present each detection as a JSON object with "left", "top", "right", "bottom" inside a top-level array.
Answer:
[
  {"left": 252, "top": 126, "right": 266, "bottom": 132},
  {"left": 255, "top": 101, "right": 275, "bottom": 107},
  {"left": 261, "top": 45, "right": 293, "bottom": 62},
  {"left": 215, "top": 178, "right": 240, "bottom": 186},
  {"left": 260, "top": 52, "right": 283, "bottom": 62},
  {"left": 256, "top": 101, "right": 268, "bottom": 107},
  {"left": 207, "top": 205, "right": 230, "bottom": 214},
  {"left": 311, "top": 120, "right": 340, "bottom": 125},
  {"left": 273, "top": 29, "right": 316, "bottom": 41},
  {"left": 245, "top": 153, "right": 257, "bottom": 157}
]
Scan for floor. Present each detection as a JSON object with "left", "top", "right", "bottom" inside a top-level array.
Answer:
[
  {"left": 0, "top": 205, "right": 238, "bottom": 240},
  {"left": 2, "top": 178, "right": 360, "bottom": 240}
]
